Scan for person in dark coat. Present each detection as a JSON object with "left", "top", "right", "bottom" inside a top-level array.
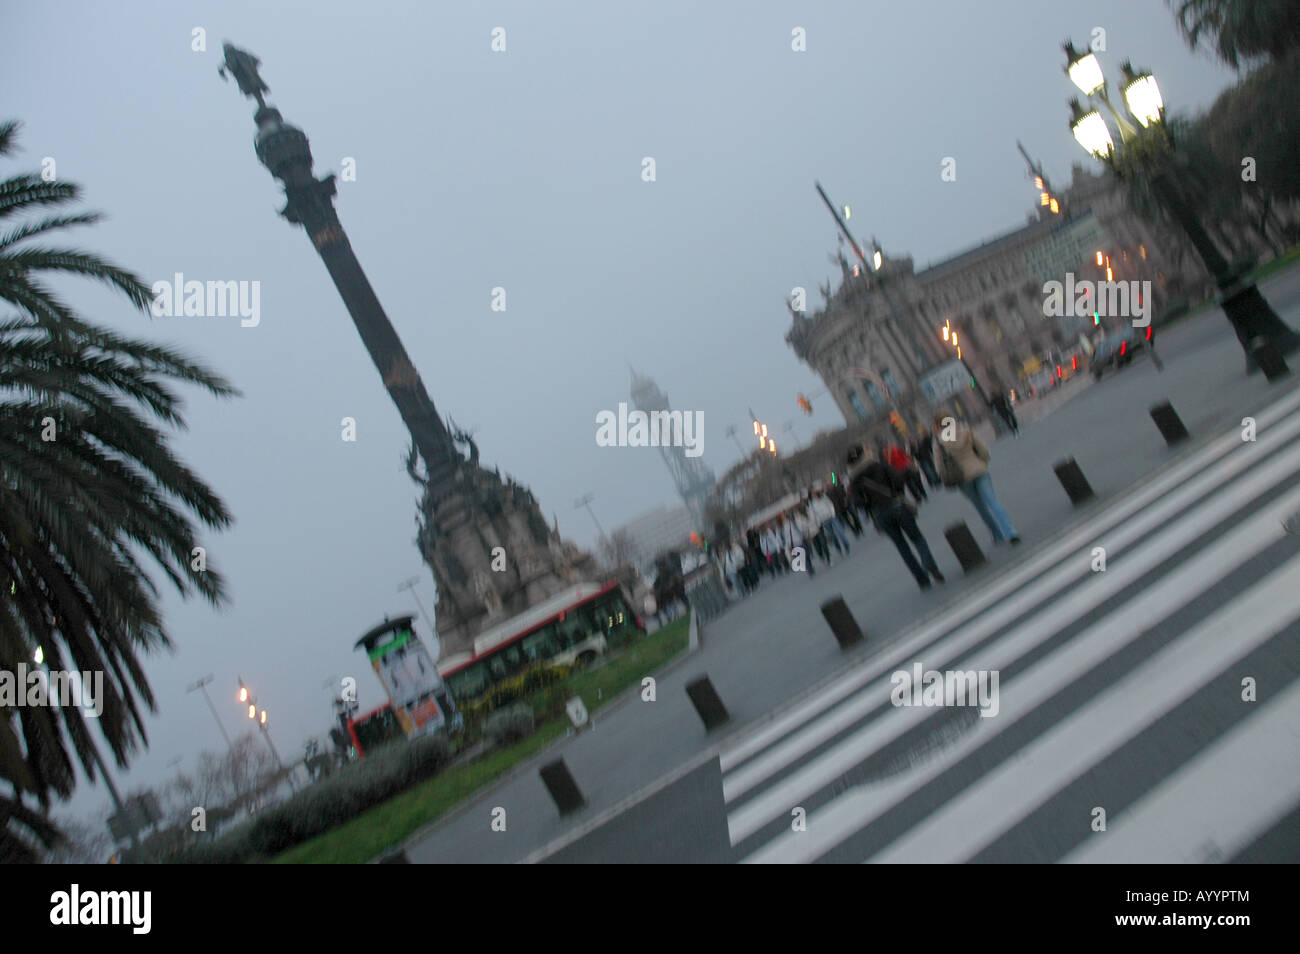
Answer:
[
  {"left": 989, "top": 392, "right": 1019, "bottom": 436},
  {"left": 912, "top": 432, "right": 941, "bottom": 489},
  {"left": 847, "top": 445, "right": 945, "bottom": 590}
]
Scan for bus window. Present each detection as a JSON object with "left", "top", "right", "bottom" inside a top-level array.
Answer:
[
  {"left": 501, "top": 643, "right": 525, "bottom": 672},
  {"left": 449, "top": 662, "right": 489, "bottom": 701},
  {"left": 521, "top": 628, "right": 556, "bottom": 660}
]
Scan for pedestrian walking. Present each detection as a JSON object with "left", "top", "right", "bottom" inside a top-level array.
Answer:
[
  {"left": 885, "top": 440, "right": 928, "bottom": 503},
  {"left": 828, "top": 480, "right": 862, "bottom": 536},
  {"left": 791, "top": 506, "right": 817, "bottom": 576},
  {"left": 931, "top": 412, "right": 1021, "bottom": 545},
  {"left": 912, "top": 432, "right": 941, "bottom": 489},
  {"left": 847, "top": 445, "right": 945, "bottom": 590},
  {"left": 989, "top": 392, "right": 1020, "bottom": 436},
  {"left": 760, "top": 523, "right": 782, "bottom": 577},
  {"left": 804, "top": 493, "right": 830, "bottom": 564},
  {"left": 813, "top": 489, "right": 850, "bottom": 557},
  {"left": 722, "top": 540, "right": 744, "bottom": 597}
]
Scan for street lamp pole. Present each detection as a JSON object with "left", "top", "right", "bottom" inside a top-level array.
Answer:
[
  {"left": 814, "top": 181, "right": 933, "bottom": 375},
  {"left": 237, "top": 676, "right": 287, "bottom": 778},
  {"left": 725, "top": 424, "right": 749, "bottom": 461},
  {"left": 574, "top": 492, "right": 610, "bottom": 550},
  {"left": 187, "top": 674, "right": 235, "bottom": 757},
  {"left": 397, "top": 576, "right": 436, "bottom": 636},
  {"left": 1063, "top": 43, "right": 1299, "bottom": 374}
]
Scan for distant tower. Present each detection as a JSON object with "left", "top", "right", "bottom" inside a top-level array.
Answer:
[{"left": 630, "top": 370, "right": 716, "bottom": 530}]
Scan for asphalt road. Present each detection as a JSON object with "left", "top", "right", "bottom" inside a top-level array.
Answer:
[{"left": 404, "top": 266, "right": 1300, "bottom": 864}]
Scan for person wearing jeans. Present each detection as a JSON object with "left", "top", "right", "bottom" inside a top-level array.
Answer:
[
  {"left": 933, "top": 412, "right": 1021, "bottom": 545},
  {"left": 847, "top": 446, "right": 945, "bottom": 590},
  {"left": 814, "top": 491, "right": 850, "bottom": 556},
  {"left": 959, "top": 472, "right": 1018, "bottom": 543}
]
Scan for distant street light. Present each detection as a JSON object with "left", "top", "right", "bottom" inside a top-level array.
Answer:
[{"left": 236, "top": 676, "right": 287, "bottom": 779}]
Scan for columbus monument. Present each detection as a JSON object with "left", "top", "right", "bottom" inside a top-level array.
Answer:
[{"left": 219, "top": 43, "right": 597, "bottom": 656}]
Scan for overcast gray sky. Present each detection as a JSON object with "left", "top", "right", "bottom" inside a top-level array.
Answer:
[{"left": 2, "top": 0, "right": 1238, "bottom": 823}]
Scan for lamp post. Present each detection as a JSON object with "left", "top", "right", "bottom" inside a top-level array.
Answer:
[
  {"left": 186, "top": 674, "right": 236, "bottom": 757},
  {"left": 1062, "top": 42, "right": 1298, "bottom": 375},
  {"left": 813, "top": 182, "right": 935, "bottom": 375},
  {"left": 237, "top": 677, "right": 288, "bottom": 781},
  {"left": 940, "top": 318, "right": 992, "bottom": 408},
  {"left": 574, "top": 492, "right": 610, "bottom": 551},
  {"left": 724, "top": 424, "right": 749, "bottom": 462},
  {"left": 397, "top": 577, "right": 436, "bottom": 635}
]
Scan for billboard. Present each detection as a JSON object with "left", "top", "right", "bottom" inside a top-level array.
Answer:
[
  {"left": 919, "top": 359, "right": 974, "bottom": 404},
  {"left": 364, "top": 620, "right": 447, "bottom": 735}
]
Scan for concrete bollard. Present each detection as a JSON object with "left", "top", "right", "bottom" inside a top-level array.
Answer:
[
  {"left": 820, "top": 596, "right": 865, "bottom": 649},
  {"left": 1250, "top": 337, "right": 1290, "bottom": 382},
  {"left": 685, "top": 675, "right": 730, "bottom": 731},
  {"left": 1054, "top": 458, "right": 1095, "bottom": 505},
  {"left": 539, "top": 758, "right": 586, "bottom": 816},
  {"left": 943, "top": 522, "right": 987, "bottom": 573},
  {"left": 1149, "top": 401, "right": 1190, "bottom": 445}
]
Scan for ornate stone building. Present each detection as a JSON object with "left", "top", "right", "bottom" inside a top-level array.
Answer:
[{"left": 788, "top": 163, "right": 1214, "bottom": 429}]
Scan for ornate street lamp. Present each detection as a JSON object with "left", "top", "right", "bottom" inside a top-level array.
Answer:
[{"left": 1063, "top": 41, "right": 1298, "bottom": 375}]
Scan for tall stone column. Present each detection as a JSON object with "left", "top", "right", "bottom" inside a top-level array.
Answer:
[{"left": 221, "top": 44, "right": 596, "bottom": 655}]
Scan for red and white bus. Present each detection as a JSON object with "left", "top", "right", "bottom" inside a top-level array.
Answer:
[
  {"left": 436, "top": 580, "right": 643, "bottom": 704},
  {"left": 345, "top": 703, "right": 407, "bottom": 758}
]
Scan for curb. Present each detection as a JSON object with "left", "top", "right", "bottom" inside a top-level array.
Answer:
[{"left": 368, "top": 616, "right": 704, "bottom": 863}]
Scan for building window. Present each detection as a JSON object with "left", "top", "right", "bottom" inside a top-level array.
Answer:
[
  {"left": 847, "top": 391, "right": 868, "bottom": 421},
  {"left": 881, "top": 369, "right": 900, "bottom": 397},
  {"left": 864, "top": 382, "right": 886, "bottom": 410}
]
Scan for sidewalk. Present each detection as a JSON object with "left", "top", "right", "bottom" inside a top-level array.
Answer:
[{"left": 404, "top": 297, "right": 1300, "bottom": 864}]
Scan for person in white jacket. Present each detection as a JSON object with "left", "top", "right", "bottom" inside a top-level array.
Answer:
[
  {"left": 760, "top": 524, "right": 783, "bottom": 576},
  {"left": 790, "top": 507, "right": 817, "bottom": 576},
  {"left": 813, "top": 490, "right": 850, "bottom": 558},
  {"left": 722, "top": 541, "right": 744, "bottom": 596}
]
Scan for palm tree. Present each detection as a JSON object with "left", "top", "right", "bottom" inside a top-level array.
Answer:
[
  {"left": 0, "top": 120, "right": 238, "bottom": 862},
  {"left": 1169, "top": 0, "right": 1300, "bottom": 68}
]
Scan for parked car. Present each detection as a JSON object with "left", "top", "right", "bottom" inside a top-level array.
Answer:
[{"left": 1092, "top": 327, "right": 1155, "bottom": 379}]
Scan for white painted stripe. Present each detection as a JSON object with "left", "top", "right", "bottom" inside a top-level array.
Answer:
[
  {"left": 720, "top": 392, "right": 1300, "bottom": 777},
  {"left": 1060, "top": 679, "right": 1300, "bottom": 864},
  {"left": 737, "top": 486, "right": 1300, "bottom": 861},
  {"left": 870, "top": 556, "right": 1300, "bottom": 864},
  {"left": 723, "top": 440, "right": 1300, "bottom": 828}
]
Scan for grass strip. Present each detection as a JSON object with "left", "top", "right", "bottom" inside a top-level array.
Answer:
[{"left": 271, "top": 615, "right": 691, "bottom": 863}]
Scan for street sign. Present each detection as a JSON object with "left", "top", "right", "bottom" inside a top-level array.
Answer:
[{"left": 919, "top": 359, "right": 971, "bottom": 404}]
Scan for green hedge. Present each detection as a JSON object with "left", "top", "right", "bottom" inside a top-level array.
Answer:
[{"left": 170, "top": 733, "right": 451, "bottom": 863}]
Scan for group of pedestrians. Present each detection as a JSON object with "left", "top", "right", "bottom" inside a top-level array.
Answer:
[
  {"left": 719, "top": 488, "right": 859, "bottom": 597},
  {"left": 716, "top": 412, "right": 1022, "bottom": 599},
  {"left": 846, "top": 413, "right": 1020, "bottom": 591}
]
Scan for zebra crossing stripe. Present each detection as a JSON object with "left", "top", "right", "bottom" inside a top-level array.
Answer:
[
  {"left": 869, "top": 553, "right": 1300, "bottom": 863},
  {"left": 1060, "top": 678, "right": 1300, "bottom": 864},
  {"left": 735, "top": 483, "right": 1300, "bottom": 861},
  {"left": 720, "top": 391, "right": 1300, "bottom": 779},
  {"left": 724, "top": 436, "right": 1300, "bottom": 827}
]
